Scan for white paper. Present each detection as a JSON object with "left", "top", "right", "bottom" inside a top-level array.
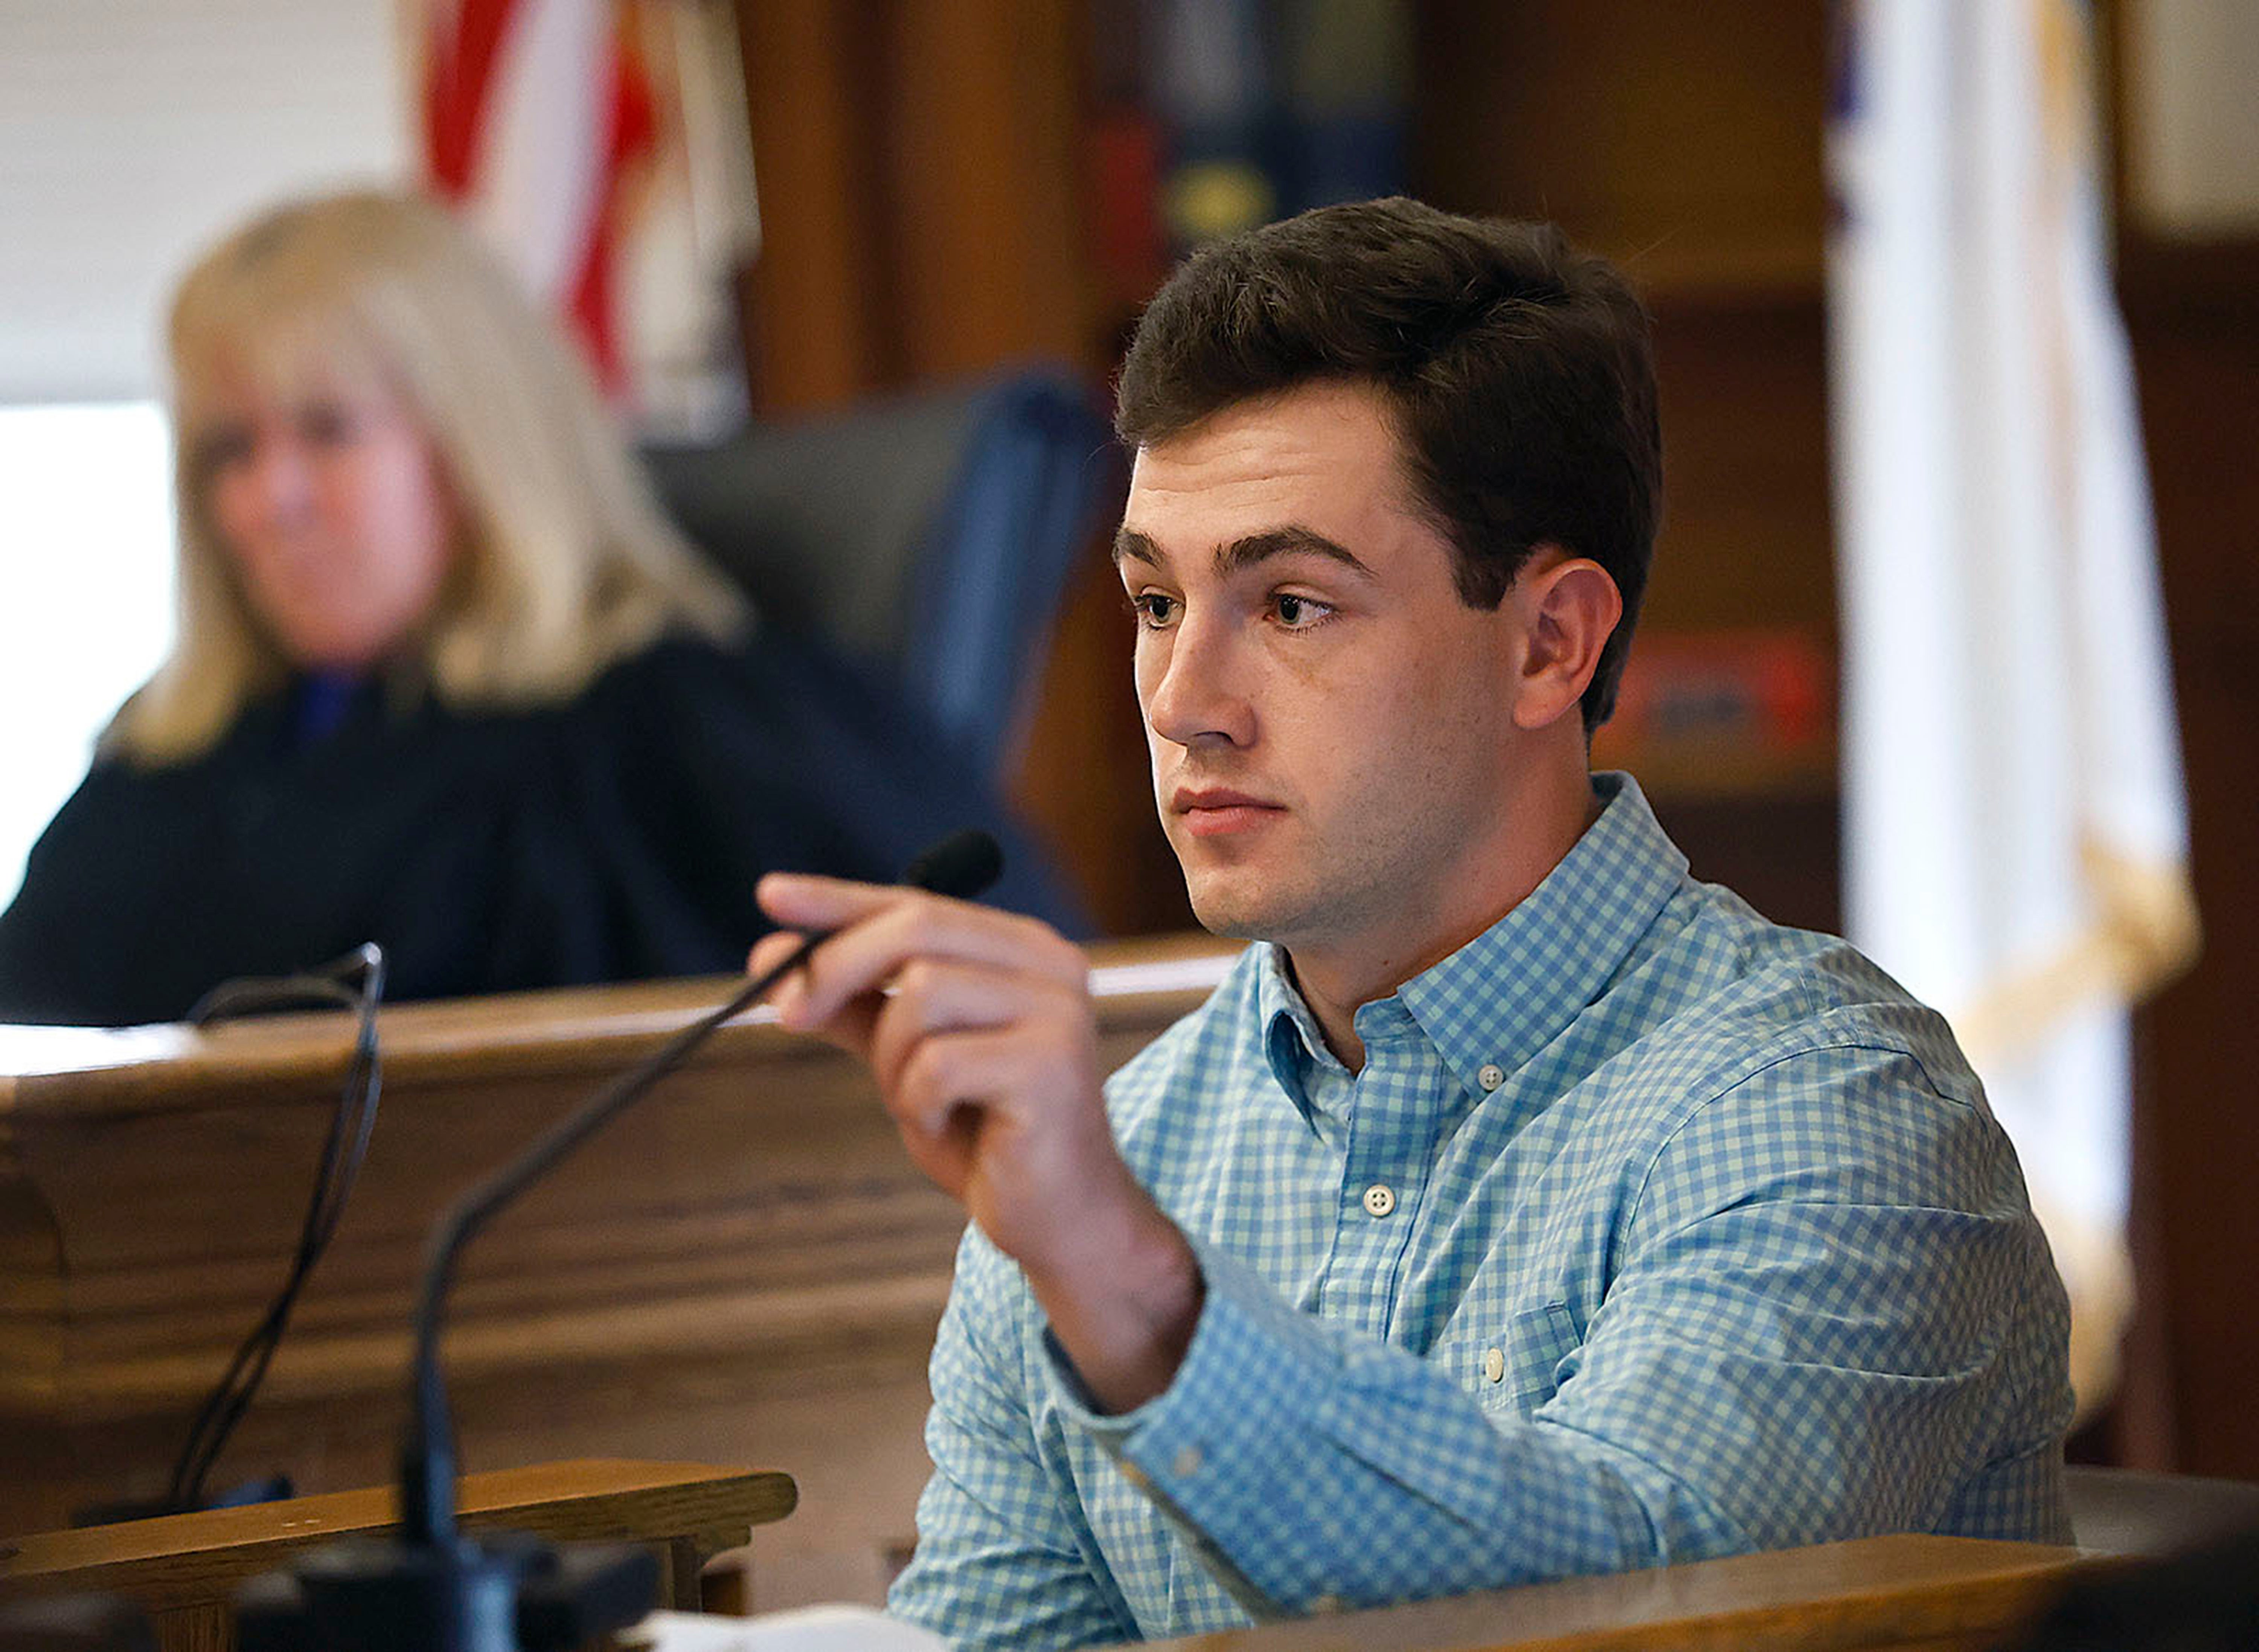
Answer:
[{"left": 627, "top": 1604, "right": 946, "bottom": 1652}]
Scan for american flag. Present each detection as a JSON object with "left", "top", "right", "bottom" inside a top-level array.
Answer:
[{"left": 421, "top": 0, "right": 657, "bottom": 392}]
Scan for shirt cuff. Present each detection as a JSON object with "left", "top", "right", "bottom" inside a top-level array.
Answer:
[{"left": 1037, "top": 1234, "right": 1357, "bottom": 1617}]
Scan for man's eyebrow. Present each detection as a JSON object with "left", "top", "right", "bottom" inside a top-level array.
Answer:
[
  {"left": 1112, "top": 527, "right": 1162, "bottom": 568},
  {"left": 1214, "top": 527, "right": 1373, "bottom": 579},
  {"left": 1110, "top": 525, "right": 1375, "bottom": 578}
]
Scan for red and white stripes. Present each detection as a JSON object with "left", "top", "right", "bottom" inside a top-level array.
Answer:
[{"left": 421, "top": 0, "right": 656, "bottom": 390}]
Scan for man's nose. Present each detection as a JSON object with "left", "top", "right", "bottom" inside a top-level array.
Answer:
[{"left": 1145, "top": 612, "right": 1254, "bottom": 748}]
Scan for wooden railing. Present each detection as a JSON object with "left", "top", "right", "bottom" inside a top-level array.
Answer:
[{"left": 0, "top": 1458, "right": 796, "bottom": 1652}]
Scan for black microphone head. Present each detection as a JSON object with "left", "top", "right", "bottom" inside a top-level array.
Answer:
[{"left": 901, "top": 829, "right": 1005, "bottom": 899}]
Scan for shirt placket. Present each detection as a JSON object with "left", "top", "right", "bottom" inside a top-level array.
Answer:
[{"left": 1320, "top": 1011, "right": 1445, "bottom": 1340}]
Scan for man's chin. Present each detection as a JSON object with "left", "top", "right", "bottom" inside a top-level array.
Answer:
[
  {"left": 1168, "top": 824, "right": 1320, "bottom": 940},
  {"left": 1182, "top": 876, "right": 1306, "bottom": 946}
]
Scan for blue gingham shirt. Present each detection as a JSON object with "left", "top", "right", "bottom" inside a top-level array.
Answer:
[{"left": 890, "top": 773, "right": 2073, "bottom": 1650}]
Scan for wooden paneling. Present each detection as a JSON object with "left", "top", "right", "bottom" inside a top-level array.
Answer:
[
  {"left": 1410, "top": 0, "right": 1838, "bottom": 711},
  {"left": 1642, "top": 296, "right": 1837, "bottom": 648},
  {"left": 1413, "top": 0, "right": 1829, "bottom": 300},
  {"left": 733, "top": 0, "right": 1159, "bottom": 933},
  {"left": 882, "top": 0, "right": 1094, "bottom": 381},
  {"left": 735, "top": 0, "right": 891, "bottom": 411},
  {"left": 1409, "top": 0, "right": 1841, "bottom": 936},
  {"left": 735, "top": 0, "right": 1093, "bottom": 413},
  {"left": 2117, "top": 239, "right": 2259, "bottom": 1477}
]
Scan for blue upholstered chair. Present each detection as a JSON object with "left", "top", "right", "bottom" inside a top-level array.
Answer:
[{"left": 643, "top": 367, "right": 1121, "bottom": 781}]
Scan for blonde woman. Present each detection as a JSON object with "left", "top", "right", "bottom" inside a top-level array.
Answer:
[{"left": 0, "top": 190, "right": 1070, "bottom": 1024}]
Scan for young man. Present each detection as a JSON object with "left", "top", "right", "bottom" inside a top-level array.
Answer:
[{"left": 751, "top": 199, "right": 2073, "bottom": 1650}]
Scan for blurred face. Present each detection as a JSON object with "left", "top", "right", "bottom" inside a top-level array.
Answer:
[
  {"left": 194, "top": 367, "right": 459, "bottom": 672},
  {"left": 1117, "top": 382, "right": 1538, "bottom": 974}
]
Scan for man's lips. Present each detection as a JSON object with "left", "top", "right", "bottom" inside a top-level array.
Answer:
[{"left": 1171, "top": 788, "right": 1286, "bottom": 838}]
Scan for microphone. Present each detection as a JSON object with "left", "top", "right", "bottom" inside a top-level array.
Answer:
[
  {"left": 237, "top": 831, "right": 1005, "bottom": 1652},
  {"left": 899, "top": 828, "right": 1005, "bottom": 901}
]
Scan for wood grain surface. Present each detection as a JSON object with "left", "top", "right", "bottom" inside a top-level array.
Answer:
[
  {"left": 0, "top": 1458, "right": 793, "bottom": 1601},
  {"left": 1136, "top": 1535, "right": 2101, "bottom": 1652}
]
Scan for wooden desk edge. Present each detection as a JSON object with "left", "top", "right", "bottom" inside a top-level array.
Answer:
[
  {"left": 1138, "top": 1535, "right": 2104, "bottom": 1652},
  {"left": 0, "top": 1459, "right": 797, "bottom": 1604},
  {"left": 0, "top": 934, "right": 1245, "bottom": 1114}
]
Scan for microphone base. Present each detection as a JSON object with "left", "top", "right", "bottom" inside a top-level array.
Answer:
[{"left": 235, "top": 1530, "right": 658, "bottom": 1652}]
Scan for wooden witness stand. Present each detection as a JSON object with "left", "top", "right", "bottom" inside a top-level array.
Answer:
[
  {"left": 0, "top": 1458, "right": 794, "bottom": 1650},
  {"left": 0, "top": 934, "right": 1242, "bottom": 1608}
]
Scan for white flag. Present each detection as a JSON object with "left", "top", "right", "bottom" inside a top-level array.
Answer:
[{"left": 1827, "top": 0, "right": 2198, "bottom": 1417}]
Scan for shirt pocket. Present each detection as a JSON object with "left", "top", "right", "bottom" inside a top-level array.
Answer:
[{"left": 1482, "top": 1301, "right": 1582, "bottom": 1421}]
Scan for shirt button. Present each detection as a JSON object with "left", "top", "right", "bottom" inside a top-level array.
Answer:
[
  {"left": 1478, "top": 1062, "right": 1506, "bottom": 1092},
  {"left": 1483, "top": 1347, "right": 1507, "bottom": 1384},
  {"left": 1120, "top": 1463, "right": 1151, "bottom": 1492},
  {"left": 1362, "top": 1183, "right": 1396, "bottom": 1218},
  {"left": 1172, "top": 1445, "right": 1204, "bottom": 1478}
]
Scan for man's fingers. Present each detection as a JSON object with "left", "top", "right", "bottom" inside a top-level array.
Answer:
[
  {"left": 866, "top": 958, "right": 1084, "bottom": 1097},
  {"left": 756, "top": 871, "right": 912, "bottom": 932},
  {"left": 743, "top": 874, "right": 1111, "bottom": 1271},
  {"left": 746, "top": 928, "right": 809, "bottom": 984},
  {"left": 887, "top": 1025, "right": 1028, "bottom": 1153},
  {"left": 767, "top": 889, "right": 1087, "bottom": 1029},
  {"left": 749, "top": 904, "right": 1065, "bottom": 1068},
  {"left": 766, "top": 970, "right": 884, "bottom": 1056}
]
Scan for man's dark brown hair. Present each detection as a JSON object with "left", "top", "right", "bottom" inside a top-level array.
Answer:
[{"left": 1114, "top": 197, "right": 1661, "bottom": 733}]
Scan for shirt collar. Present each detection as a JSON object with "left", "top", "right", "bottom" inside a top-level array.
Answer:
[
  {"left": 1256, "top": 947, "right": 1333, "bottom": 1117},
  {"left": 1258, "top": 772, "right": 1689, "bottom": 1125}
]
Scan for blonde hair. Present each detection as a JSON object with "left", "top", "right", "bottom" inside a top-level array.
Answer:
[{"left": 112, "top": 188, "right": 746, "bottom": 764}]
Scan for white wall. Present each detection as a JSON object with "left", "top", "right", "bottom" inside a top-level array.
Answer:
[{"left": 0, "top": 405, "right": 177, "bottom": 908}]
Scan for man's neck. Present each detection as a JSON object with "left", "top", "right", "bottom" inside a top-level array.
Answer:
[{"left": 1286, "top": 774, "right": 1605, "bottom": 1073}]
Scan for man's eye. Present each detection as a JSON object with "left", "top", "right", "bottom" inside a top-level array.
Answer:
[
  {"left": 1132, "top": 592, "right": 1180, "bottom": 628},
  {"left": 1271, "top": 593, "right": 1332, "bottom": 628}
]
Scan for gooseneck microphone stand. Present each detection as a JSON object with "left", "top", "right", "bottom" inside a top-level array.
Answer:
[{"left": 236, "top": 831, "right": 1006, "bottom": 1651}]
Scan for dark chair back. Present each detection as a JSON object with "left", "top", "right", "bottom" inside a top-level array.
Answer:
[{"left": 644, "top": 368, "right": 1120, "bottom": 778}]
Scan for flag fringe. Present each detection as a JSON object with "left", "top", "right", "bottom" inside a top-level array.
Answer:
[{"left": 1950, "top": 847, "right": 2201, "bottom": 1068}]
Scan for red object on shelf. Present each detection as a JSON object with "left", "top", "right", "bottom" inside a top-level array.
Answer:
[
  {"left": 1597, "top": 628, "right": 1833, "bottom": 759},
  {"left": 1086, "top": 107, "right": 1169, "bottom": 312}
]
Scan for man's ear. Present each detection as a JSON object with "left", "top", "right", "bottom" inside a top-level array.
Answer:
[{"left": 1509, "top": 550, "right": 1623, "bottom": 732}]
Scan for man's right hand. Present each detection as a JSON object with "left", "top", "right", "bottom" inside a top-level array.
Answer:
[{"left": 749, "top": 876, "right": 1203, "bottom": 1413}]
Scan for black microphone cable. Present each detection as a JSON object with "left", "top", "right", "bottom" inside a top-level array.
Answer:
[{"left": 149, "top": 943, "right": 387, "bottom": 1518}]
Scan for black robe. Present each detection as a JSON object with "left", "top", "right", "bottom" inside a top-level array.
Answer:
[{"left": 0, "top": 632, "right": 1081, "bottom": 1026}]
